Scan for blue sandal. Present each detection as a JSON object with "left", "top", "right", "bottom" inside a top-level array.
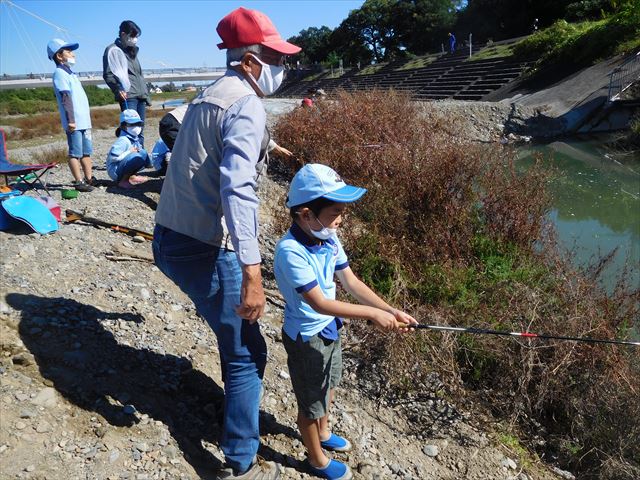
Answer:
[
  {"left": 309, "top": 459, "right": 352, "bottom": 480},
  {"left": 320, "top": 433, "right": 352, "bottom": 452}
]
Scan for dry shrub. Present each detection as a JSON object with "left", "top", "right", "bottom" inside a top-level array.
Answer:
[{"left": 273, "top": 89, "right": 640, "bottom": 478}]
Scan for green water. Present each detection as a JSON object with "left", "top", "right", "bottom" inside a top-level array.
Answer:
[{"left": 517, "top": 137, "right": 640, "bottom": 294}]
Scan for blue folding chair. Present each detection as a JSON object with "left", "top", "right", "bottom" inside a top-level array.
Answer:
[{"left": 0, "top": 128, "right": 57, "bottom": 195}]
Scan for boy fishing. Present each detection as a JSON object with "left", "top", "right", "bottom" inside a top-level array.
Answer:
[{"left": 274, "top": 164, "right": 417, "bottom": 480}]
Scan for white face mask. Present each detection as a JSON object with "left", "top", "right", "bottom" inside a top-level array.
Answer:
[
  {"left": 124, "top": 35, "right": 138, "bottom": 47},
  {"left": 248, "top": 54, "right": 284, "bottom": 96},
  {"left": 128, "top": 126, "right": 142, "bottom": 137},
  {"left": 64, "top": 56, "right": 76, "bottom": 66},
  {"left": 308, "top": 215, "right": 336, "bottom": 240}
]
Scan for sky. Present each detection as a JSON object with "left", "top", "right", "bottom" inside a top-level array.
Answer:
[{"left": 0, "top": 0, "right": 364, "bottom": 75}]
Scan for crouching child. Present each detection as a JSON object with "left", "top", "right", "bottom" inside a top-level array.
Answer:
[
  {"left": 274, "top": 164, "right": 417, "bottom": 480},
  {"left": 106, "top": 109, "right": 151, "bottom": 188}
]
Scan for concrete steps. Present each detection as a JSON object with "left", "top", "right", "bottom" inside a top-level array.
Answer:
[{"left": 275, "top": 42, "right": 532, "bottom": 102}]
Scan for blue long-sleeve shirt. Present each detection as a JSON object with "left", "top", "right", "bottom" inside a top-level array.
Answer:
[{"left": 155, "top": 71, "right": 266, "bottom": 266}]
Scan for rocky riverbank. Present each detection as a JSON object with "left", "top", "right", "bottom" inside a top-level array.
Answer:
[{"left": 0, "top": 101, "right": 564, "bottom": 480}]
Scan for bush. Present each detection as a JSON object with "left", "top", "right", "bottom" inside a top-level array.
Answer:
[
  {"left": 273, "top": 90, "right": 640, "bottom": 479},
  {"left": 514, "top": 5, "right": 640, "bottom": 71}
]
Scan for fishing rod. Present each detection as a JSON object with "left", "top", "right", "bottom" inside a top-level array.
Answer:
[{"left": 407, "top": 323, "right": 639, "bottom": 347}]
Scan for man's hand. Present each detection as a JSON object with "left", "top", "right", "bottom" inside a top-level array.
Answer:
[
  {"left": 119, "top": 91, "right": 127, "bottom": 100},
  {"left": 67, "top": 123, "right": 76, "bottom": 132},
  {"left": 236, "top": 263, "right": 265, "bottom": 323}
]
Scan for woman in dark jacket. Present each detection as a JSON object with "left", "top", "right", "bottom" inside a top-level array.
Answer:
[{"left": 103, "top": 20, "right": 150, "bottom": 146}]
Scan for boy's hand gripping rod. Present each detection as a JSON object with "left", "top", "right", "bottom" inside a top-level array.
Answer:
[{"left": 406, "top": 323, "right": 639, "bottom": 347}]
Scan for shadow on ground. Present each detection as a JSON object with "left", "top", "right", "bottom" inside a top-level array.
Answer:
[{"left": 7, "top": 293, "right": 300, "bottom": 479}]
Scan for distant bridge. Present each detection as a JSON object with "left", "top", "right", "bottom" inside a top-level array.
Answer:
[{"left": 0, "top": 68, "right": 226, "bottom": 90}]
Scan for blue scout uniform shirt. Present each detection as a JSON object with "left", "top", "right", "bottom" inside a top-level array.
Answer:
[
  {"left": 52, "top": 64, "right": 91, "bottom": 131},
  {"left": 274, "top": 223, "right": 348, "bottom": 342}
]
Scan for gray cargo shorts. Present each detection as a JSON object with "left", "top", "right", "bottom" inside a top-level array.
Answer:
[{"left": 282, "top": 331, "right": 342, "bottom": 420}]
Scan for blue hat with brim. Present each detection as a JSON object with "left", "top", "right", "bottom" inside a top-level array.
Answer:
[
  {"left": 47, "top": 38, "right": 79, "bottom": 60},
  {"left": 120, "top": 109, "right": 144, "bottom": 125},
  {"left": 286, "top": 163, "right": 367, "bottom": 208}
]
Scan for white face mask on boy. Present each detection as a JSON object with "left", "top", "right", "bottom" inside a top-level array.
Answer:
[
  {"left": 64, "top": 57, "right": 76, "bottom": 66},
  {"left": 308, "top": 215, "right": 336, "bottom": 240}
]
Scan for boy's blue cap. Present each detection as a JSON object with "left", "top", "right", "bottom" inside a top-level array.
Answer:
[
  {"left": 47, "top": 38, "right": 79, "bottom": 60},
  {"left": 286, "top": 163, "right": 367, "bottom": 208},
  {"left": 120, "top": 109, "right": 143, "bottom": 125}
]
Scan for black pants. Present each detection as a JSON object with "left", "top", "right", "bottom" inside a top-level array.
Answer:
[{"left": 159, "top": 114, "right": 181, "bottom": 151}]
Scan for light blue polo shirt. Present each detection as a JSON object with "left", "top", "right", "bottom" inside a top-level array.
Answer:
[
  {"left": 274, "top": 223, "right": 349, "bottom": 341},
  {"left": 52, "top": 64, "right": 91, "bottom": 131}
]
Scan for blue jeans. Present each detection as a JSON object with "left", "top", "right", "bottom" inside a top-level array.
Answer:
[
  {"left": 66, "top": 129, "right": 93, "bottom": 158},
  {"left": 111, "top": 152, "right": 148, "bottom": 182},
  {"left": 119, "top": 97, "right": 147, "bottom": 147},
  {"left": 152, "top": 225, "right": 267, "bottom": 473}
]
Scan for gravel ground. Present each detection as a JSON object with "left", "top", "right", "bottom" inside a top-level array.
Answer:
[{"left": 0, "top": 99, "right": 564, "bottom": 480}]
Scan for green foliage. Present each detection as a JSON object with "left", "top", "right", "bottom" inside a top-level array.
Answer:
[
  {"left": 396, "top": 55, "right": 437, "bottom": 70},
  {"left": 0, "top": 86, "right": 115, "bottom": 115},
  {"left": 355, "top": 63, "right": 387, "bottom": 75},
  {"left": 513, "top": 4, "right": 640, "bottom": 70},
  {"left": 288, "top": 26, "right": 334, "bottom": 64},
  {"left": 467, "top": 44, "right": 515, "bottom": 62}
]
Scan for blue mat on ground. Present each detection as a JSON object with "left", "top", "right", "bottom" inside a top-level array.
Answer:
[{"left": 1, "top": 195, "right": 58, "bottom": 234}]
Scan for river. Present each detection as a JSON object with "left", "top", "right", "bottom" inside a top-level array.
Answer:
[{"left": 517, "top": 136, "right": 640, "bottom": 295}]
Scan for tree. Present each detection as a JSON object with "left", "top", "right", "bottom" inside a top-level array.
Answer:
[
  {"left": 337, "top": 0, "right": 402, "bottom": 62},
  {"left": 287, "top": 26, "right": 333, "bottom": 65},
  {"left": 395, "top": 0, "right": 461, "bottom": 54}
]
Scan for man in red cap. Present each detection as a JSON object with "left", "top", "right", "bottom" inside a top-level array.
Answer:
[{"left": 153, "top": 7, "right": 300, "bottom": 480}]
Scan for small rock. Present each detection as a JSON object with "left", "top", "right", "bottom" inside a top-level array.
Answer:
[
  {"left": 109, "top": 449, "right": 121, "bottom": 463},
  {"left": 140, "top": 288, "right": 151, "bottom": 300},
  {"left": 279, "top": 370, "right": 290, "bottom": 380},
  {"left": 14, "top": 393, "right": 29, "bottom": 402},
  {"left": 551, "top": 467, "right": 576, "bottom": 480},
  {"left": 132, "top": 236, "right": 145, "bottom": 243},
  {"left": 15, "top": 421, "right": 27, "bottom": 430},
  {"left": 422, "top": 445, "right": 439, "bottom": 457},
  {"left": 31, "top": 387, "right": 58, "bottom": 408},
  {"left": 502, "top": 457, "right": 517, "bottom": 470},
  {"left": 123, "top": 404, "right": 137, "bottom": 415},
  {"left": 35, "top": 421, "right": 51, "bottom": 433},
  {"left": 25, "top": 465, "right": 36, "bottom": 472},
  {"left": 11, "top": 353, "right": 33, "bottom": 366}
]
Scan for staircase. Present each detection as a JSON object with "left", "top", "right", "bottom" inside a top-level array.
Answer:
[{"left": 276, "top": 46, "right": 532, "bottom": 102}]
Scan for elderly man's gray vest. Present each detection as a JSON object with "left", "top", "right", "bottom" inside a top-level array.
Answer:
[{"left": 155, "top": 74, "right": 267, "bottom": 248}]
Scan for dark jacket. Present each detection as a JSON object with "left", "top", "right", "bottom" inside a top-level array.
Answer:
[{"left": 102, "top": 38, "right": 150, "bottom": 104}]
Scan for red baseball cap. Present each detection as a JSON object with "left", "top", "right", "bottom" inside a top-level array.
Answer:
[{"left": 216, "top": 7, "right": 301, "bottom": 55}]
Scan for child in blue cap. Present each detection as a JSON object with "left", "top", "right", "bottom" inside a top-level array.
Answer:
[
  {"left": 106, "top": 109, "right": 151, "bottom": 188},
  {"left": 47, "top": 38, "right": 94, "bottom": 192},
  {"left": 274, "top": 164, "right": 417, "bottom": 480}
]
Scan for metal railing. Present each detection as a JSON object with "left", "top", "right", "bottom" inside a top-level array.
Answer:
[{"left": 608, "top": 50, "right": 640, "bottom": 103}]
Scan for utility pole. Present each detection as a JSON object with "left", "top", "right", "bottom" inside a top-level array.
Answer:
[{"left": 469, "top": 33, "right": 473, "bottom": 58}]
